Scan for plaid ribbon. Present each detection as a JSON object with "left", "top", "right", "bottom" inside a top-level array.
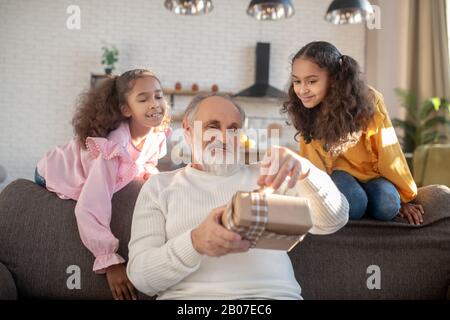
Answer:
[{"left": 225, "top": 191, "right": 301, "bottom": 247}]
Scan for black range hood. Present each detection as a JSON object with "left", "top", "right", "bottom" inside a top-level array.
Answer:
[{"left": 235, "top": 42, "right": 287, "bottom": 99}]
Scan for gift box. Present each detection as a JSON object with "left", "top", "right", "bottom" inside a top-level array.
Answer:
[{"left": 221, "top": 190, "right": 312, "bottom": 251}]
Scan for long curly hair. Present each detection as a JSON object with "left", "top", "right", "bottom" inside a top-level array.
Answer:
[
  {"left": 72, "top": 69, "right": 170, "bottom": 148},
  {"left": 281, "top": 41, "right": 375, "bottom": 156}
]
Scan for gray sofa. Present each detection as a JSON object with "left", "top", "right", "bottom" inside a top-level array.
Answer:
[{"left": 0, "top": 179, "right": 449, "bottom": 300}]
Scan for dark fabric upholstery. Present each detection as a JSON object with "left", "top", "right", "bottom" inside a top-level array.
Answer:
[
  {"left": 0, "top": 179, "right": 147, "bottom": 299},
  {"left": 0, "top": 262, "right": 17, "bottom": 300},
  {"left": 0, "top": 179, "right": 449, "bottom": 299},
  {"left": 289, "top": 185, "right": 450, "bottom": 299}
]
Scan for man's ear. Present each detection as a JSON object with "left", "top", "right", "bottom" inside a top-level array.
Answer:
[
  {"left": 182, "top": 119, "right": 189, "bottom": 131},
  {"left": 182, "top": 119, "right": 192, "bottom": 144},
  {"left": 120, "top": 105, "right": 132, "bottom": 118}
]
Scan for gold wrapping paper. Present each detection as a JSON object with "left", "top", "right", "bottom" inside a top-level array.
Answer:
[{"left": 221, "top": 191, "right": 312, "bottom": 251}]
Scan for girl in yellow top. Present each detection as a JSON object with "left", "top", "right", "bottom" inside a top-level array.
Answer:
[{"left": 282, "top": 41, "right": 424, "bottom": 225}]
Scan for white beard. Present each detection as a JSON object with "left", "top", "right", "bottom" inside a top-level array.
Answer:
[
  {"left": 202, "top": 161, "right": 241, "bottom": 176},
  {"left": 201, "top": 142, "right": 241, "bottom": 176}
]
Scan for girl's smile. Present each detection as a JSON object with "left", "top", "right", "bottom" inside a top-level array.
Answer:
[
  {"left": 145, "top": 109, "right": 164, "bottom": 121},
  {"left": 300, "top": 95, "right": 315, "bottom": 104}
]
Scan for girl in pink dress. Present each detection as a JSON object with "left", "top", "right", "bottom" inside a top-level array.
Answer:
[{"left": 36, "top": 69, "right": 170, "bottom": 300}]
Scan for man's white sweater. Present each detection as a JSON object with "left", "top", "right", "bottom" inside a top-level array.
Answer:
[{"left": 127, "top": 163, "right": 349, "bottom": 300}]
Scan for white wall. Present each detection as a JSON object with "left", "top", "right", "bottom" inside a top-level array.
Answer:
[{"left": 0, "top": 0, "right": 366, "bottom": 189}]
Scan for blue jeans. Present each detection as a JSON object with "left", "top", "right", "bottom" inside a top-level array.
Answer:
[
  {"left": 34, "top": 168, "right": 46, "bottom": 188},
  {"left": 330, "top": 170, "right": 401, "bottom": 221}
]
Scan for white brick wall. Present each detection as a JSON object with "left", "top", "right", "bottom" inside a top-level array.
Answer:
[{"left": 0, "top": 0, "right": 365, "bottom": 189}]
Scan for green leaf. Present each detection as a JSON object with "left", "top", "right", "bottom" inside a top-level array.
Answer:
[
  {"left": 395, "top": 88, "right": 417, "bottom": 122},
  {"left": 392, "top": 119, "right": 418, "bottom": 149},
  {"left": 421, "top": 131, "right": 439, "bottom": 145},
  {"left": 431, "top": 97, "right": 441, "bottom": 111},
  {"left": 440, "top": 100, "right": 450, "bottom": 115},
  {"left": 419, "top": 99, "right": 437, "bottom": 119},
  {"left": 100, "top": 44, "right": 119, "bottom": 68},
  {"left": 392, "top": 118, "right": 417, "bottom": 135},
  {"left": 420, "top": 116, "right": 448, "bottom": 130}
]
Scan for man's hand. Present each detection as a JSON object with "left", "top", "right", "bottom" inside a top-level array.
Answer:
[
  {"left": 258, "top": 146, "right": 311, "bottom": 190},
  {"left": 399, "top": 203, "right": 425, "bottom": 225},
  {"left": 191, "top": 206, "right": 251, "bottom": 257},
  {"left": 105, "top": 263, "right": 137, "bottom": 300}
]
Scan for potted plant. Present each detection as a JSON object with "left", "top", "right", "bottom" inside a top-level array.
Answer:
[
  {"left": 392, "top": 88, "right": 450, "bottom": 169},
  {"left": 393, "top": 89, "right": 450, "bottom": 152},
  {"left": 101, "top": 45, "right": 119, "bottom": 75}
]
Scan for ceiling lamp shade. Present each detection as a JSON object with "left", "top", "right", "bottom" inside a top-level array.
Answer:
[
  {"left": 325, "top": 0, "right": 374, "bottom": 24},
  {"left": 247, "top": 0, "right": 295, "bottom": 21},
  {"left": 164, "top": 0, "right": 213, "bottom": 15}
]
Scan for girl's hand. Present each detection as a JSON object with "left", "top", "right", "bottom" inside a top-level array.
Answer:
[
  {"left": 399, "top": 203, "right": 425, "bottom": 225},
  {"left": 105, "top": 263, "right": 138, "bottom": 300}
]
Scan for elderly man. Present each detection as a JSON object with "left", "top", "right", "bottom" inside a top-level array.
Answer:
[{"left": 127, "top": 93, "right": 349, "bottom": 300}]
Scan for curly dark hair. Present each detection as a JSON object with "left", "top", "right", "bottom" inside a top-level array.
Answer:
[
  {"left": 281, "top": 41, "right": 375, "bottom": 156},
  {"left": 72, "top": 69, "right": 170, "bottom": 148}
]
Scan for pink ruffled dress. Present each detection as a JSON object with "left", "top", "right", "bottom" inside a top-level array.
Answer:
[{"left": 37, "top": 121, "right": 167, "bottom": 273}]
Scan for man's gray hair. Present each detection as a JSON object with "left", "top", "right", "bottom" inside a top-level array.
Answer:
[{"left": 183, "top": 92, "right": 246, "bottom": 126}]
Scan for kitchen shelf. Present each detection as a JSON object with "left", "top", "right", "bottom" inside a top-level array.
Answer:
[
  {"left": 90, "top": 73, "right": 114, "bottom": 88},
  {"left": 89, "top": 74, "right": 231, "bottom": 95}
]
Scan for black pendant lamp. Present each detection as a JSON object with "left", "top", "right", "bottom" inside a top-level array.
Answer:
[
  {"left": 325, "top": 0, "right": 373, "bottom": 24},
  {"left": 247, "top": 0, "right": 295, "bottom": 21},
  {"left": 164, "top": 0, "right": 213, "bottom": 16}
]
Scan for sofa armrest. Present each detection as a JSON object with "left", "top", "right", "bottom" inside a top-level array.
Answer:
[
  {"left": 414, "top": 185, "right": 450, "bottom": 226},
  {"left": 0, "top": 262, "right": 17, "bottom": 300}
]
